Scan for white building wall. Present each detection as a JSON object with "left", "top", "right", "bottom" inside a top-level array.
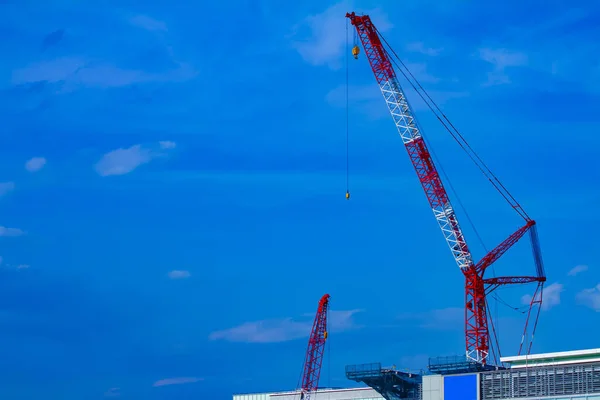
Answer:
[
  {"left": 234, "top": 387, "right": 382, "bottom": 400},
  {"left": 421, "top": 374, "right": 443, "bottom": 400},
  {"left": 234, "top": 395, "right": 270, "bottom": 400}
]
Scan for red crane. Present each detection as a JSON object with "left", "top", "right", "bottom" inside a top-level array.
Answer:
[
  {"left": 299, "top": 294, "right": 330, "bottom": 400},
  {"left": 346, "top": 12, "right": 546, "bottom": 365}
]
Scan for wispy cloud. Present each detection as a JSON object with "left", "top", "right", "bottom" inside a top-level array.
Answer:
[
  {"left": 521, "top": 282, "right": 563, "bottom": 311},
  {"left": 153, "top": 377, "right": 203, "bottom": 387},
  {"left": 477, "top": 47, "right": 528, "bottom": 86},
  {"left": 159, "top": 141, "right": 176, "bottom": 150},
  {"left": 576, "top": 283, "right": 600, "bottom": 312},
  {"left": 398, "top": 307, "right": 463, "bottom": 331},
  {"left": 405, "top": 42, "right": 443, "bottom": 56},
  {"left": 291, "top": 1, "right": 392, "bottom": 70},
  {"left": 95, "top": 141, "right": 176, "bottom": 177},
  {"left": 11, "top": 57, "right": 197, "bottom": 91},
  {"left": 129, "top": 15, "right": 168, "bottom": 32},
  {"left": 402, "top": 62, "right": 441, "bottom": 84},
  {"left": 167, "top": 270, "right": 190, "bottom": 280},
  {"left": 95, "top": 145, "right": 153, "bottom": 177},
  {"left": 209, "top": 309, "right": 363, "bottom": 343},
  {"left": 568, "top": 264, "right": 588, "bottom": 276},
  {"left": 0, "top": 182, "right": 15, "bottom": 197},
  {"left": 25, "top": 157, "right": 47, "bottom": 172},
  {"left": 104, "top": 387, "right": 120, "bottom": 397},
  {"left": 0, "top": 226, "right": 25, "bottom": 237}
]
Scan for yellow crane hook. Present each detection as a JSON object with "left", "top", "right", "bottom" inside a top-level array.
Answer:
[
  {"left": 352, "top": 45, "right": 360, "bottom": 60},
  {"left": 345, "top": 191, "right": 350, "bottom": 200}
]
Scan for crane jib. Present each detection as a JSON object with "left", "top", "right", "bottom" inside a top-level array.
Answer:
[{"left": 346, "top": 11, "right": 546, "bottom": 366}]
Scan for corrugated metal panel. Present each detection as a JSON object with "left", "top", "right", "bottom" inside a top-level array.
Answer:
[{"left": 443, "top": 374, "right": 477, "bottom": 400}]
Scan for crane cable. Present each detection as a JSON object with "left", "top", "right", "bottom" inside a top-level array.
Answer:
[
  {"left": 345, "top": 19, "right": 350, "bottom": 200},
  {"left": 351, "top": 25, "right": 534, "bottom": 338},
  {"left": 374, "top": 26, "right": 530, "bottom": 222},
  {"left": 375, "top": 29, "right": 536, "bottom": 315}
]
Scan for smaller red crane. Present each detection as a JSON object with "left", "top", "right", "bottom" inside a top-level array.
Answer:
[{"left": 299, "top": 294, "right": 330, "bottom": 400}]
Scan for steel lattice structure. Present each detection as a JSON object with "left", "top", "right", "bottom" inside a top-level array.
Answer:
[
  {"left": 299, "top": 294, "right": 330, "bottom": 400},
  {"left": 346, "top": 12, "right": 546, "bottom": 365}
]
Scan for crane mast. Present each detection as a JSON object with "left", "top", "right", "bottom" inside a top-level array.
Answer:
[
  {"left": 299, "top": 294, "right": 330, "bottom": 400},
  {"left": 346, "top": 12, "right": 546, "bottom": 365}
]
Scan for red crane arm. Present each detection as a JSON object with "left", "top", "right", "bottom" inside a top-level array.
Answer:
[
  {"left": 346, "top": 12, "right": 546, "bottom": 365},
  {"left": 345, "top": 12, "right": 474, "bottom": 272},
  {"left": 299, "top": 294, "right": 330, "bottom": 400},
  {"left": 475, "top": 220, "right": 535, "bottom": 273}
]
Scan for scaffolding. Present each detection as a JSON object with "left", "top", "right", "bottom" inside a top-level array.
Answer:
[
  {"left": 428, "top": 355, "right": 503, "bottom": 375},
  {"left": 480, "top": 361, "right": 600, "bottom": 399},
  {"left": 345, "top": 363, "right": 423, "bottom": 400}
]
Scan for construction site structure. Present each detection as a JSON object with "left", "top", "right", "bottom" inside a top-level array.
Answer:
[
  {"left": 298, "top": 294, "right": 330, "bottom": 400},
  {"left": 345, "top": 11, "right": 546, "bottom": 367},
  {"left": 234, "top": 348, "right": 600, "bottom": 400}
]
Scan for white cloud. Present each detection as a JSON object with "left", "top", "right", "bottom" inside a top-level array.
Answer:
[
  {"left": 477, "top": 48, "right": 528, "bottom": 86},
  {"left": 208, "top": 309, "right": 363, "bottom": 343},
  {"left": 521, "top": 282, "right": 563, "bottom": 311},
  {"left": 25, "top": 157, "right": 47, "bottom": 172},
  {"left": 291, "top": 1, "right": 392, "bottom": 70},
  {"left": 576, "top": 284, "right": 600, "bottom": 312},
  {"left": 0, "top": 182, "right": 15, "bottom": 197},
  {"left": 168, "top": 270, "right": 190, "bottom": 279},
  {"left": 568, "top": 264, "right": 588, "bottom": 276},
  {"left": 0, "top": 226, "right": 25, "bottom": 237},
  {"left": 104, "top": 387, "right": 120, "bottom": 397},
  {"left": 405, "top": 42, "right": 443, "bottom": 56},
  {"left": 130, "top": 15, "right": 168, "bottom": 32},
  {"left": 159, "top": 141, "right": 176, "bottom": 149},
  {"left": 398, "top": 307, "right": 463, "bottom": 331},
  {"left": 11, "top": 57, "right": 197, "bottom": 90},
  {"left": 95, "top": 145, "right": 153, "bottom": 177},
  {"left": 153, "top": 377, "right": 202, "bottom": 387},
  {"left": 479, "top": 48, "right": 528, "bottom": 70},
  {"left": 95, "top": 141, "right": 176, "bottom": 177},
  {"left": 16, "top": 264, "right": 30, "bottom": 270}
]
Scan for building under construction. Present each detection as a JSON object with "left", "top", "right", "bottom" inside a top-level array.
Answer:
[
  {"left": 234, "top": 9, "right": 596, "bottom": 400},
  {"left": 234, "top": 348, "right": 600, "bottom": 400}
]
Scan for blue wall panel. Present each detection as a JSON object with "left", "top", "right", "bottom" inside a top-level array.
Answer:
[{"left": 444, "top": 374, "right": 477, "bottom": 400}]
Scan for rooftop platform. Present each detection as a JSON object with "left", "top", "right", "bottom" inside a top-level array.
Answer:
[{"left": 501, "top": 348, "right": 600, "bottom": 368}]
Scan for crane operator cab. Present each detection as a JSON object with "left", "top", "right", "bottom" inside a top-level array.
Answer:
[{"left": 352, "top": 45, "right": 360, "bottom": 59}]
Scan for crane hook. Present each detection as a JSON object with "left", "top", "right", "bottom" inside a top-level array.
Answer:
[
  {"left": 345, "top": 191, "right": 350, "bottom": 200},
  {"left": 352, "top": 45, "right": 360, "bottom": 60}
]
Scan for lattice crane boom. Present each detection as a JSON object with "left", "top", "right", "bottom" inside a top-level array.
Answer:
[
  {"left": 299, "top": 294, "right": 330, "bottom": 400},
  {"left": 346, "top": 12, "right": 546, "bottom": 365}
]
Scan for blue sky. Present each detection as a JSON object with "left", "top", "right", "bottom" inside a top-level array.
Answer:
[{"left": 1, "top": 0, "right": 599, "bottom": 399}]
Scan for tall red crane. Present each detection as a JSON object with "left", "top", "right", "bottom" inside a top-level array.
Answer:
[
  {"left": 346, "top": 12, "right": 546, "bottom": 365},
  {"left": 299, "top": 294, "right": 330, "bottom": 400}
]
